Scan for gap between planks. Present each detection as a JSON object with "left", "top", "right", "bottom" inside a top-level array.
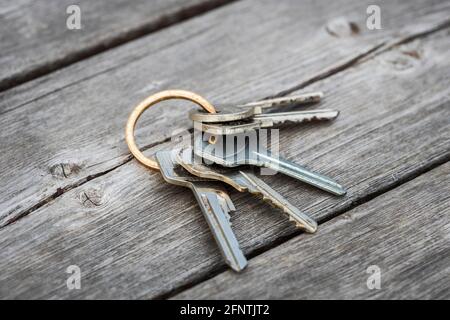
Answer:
[
  {"left": 0, "top": 0, "right": 237, "bottom": 93},
  {"left": 2, "top": 20, "right": 449, "bottom": 231},
  {"left": 172, "top": 162, "right": 450, "bottom": 299},
  {"left": 275, "top": 19, "right": 450, "bottom": 98},
  {"left": 158, "top": 155, "right": 450, "bottom": 299}
]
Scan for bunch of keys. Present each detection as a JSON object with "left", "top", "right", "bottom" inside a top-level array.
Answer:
[{"left": 126, "top": 90, "right": 346, "bottom": 272}]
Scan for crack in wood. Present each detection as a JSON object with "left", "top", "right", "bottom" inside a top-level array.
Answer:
[
  {"left": 0, "top": 26, "right": 212, "bottom": 117},
  {"left": 274, "top": 18, "right": 450, "bottom": 99},
  {"left": 0, "top": 158, "right": 129, "bottom": 229},
  {"left": 0, "top": 0, "right": 238, "bottom": 93},
  {"left": 159, "top": 154, "right": 450, "bottom": 300}
]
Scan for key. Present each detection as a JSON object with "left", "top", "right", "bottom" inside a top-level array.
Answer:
[
  {"left": 193, "top": 133, "right": 347, "bottom": 196},
  {"left": 190, "top": 92, "right": 323, "bottom": 123},
  {"left": 199, "top": 109, "right": 339, "bottom": 135},
  {"left": 177, "top": 147, "right": 318, "bottom": 233},
  {"left": 155, "top": 150, "right": 247, "bottom": 272}
]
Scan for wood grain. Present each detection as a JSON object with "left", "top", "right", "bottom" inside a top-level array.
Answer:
[
  {"left": 1, "top": 0, "right": 449, "bottom": 227},
  {"left": 174, "top": 163, "right": 450, "bottom": 299},
  {"left": 0, "top": 0, "right": 233, "bottom": 91},
  {"left": 0, "top": 25, "right": 449, "bottom": 299}
]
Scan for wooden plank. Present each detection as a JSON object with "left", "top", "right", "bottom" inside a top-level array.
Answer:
[
  {"left": 1, "top": 0, "right": 449, "bottom": 227},
  {"left": 0, "top": 25, "right": 449, "bottom": 299},
  {"left": 174, "top": 163, "right": 450, "bottom": 299},
  {"left": 0, "top": 0, "right": 233, "bottom": 91}
]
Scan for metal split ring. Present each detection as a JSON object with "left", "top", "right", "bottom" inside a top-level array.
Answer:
[{"left": 125, "top": 89, "right": 216, "bottom": 170}]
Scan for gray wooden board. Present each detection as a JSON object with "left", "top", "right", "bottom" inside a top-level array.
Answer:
[
  {"left": 1, "top": 0, "right": 449, "bottom": 228},
  {"left": 174, "top": 163, "right": 450, "bottom": 299},
  {"left": 0, "top": 25, "right": 449, "bottom": 298},
  {"left": 0, "top": 0, "right": 232, "bottom": 91}
]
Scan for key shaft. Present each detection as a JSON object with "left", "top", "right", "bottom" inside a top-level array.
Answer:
[
  {"left": 199, "top": 109, "right": 339, "bottom": 135},
  {"left": 190, "top": 92, "right": 324, "bottom": 123},
  {"left": 194, "top": 135, "right": 347, "bottom": 196},
  {"left": 155, "top": 150, "right": 247, "bottom": 272}
]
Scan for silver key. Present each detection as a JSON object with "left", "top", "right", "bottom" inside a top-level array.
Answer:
[
  {"left": 177, "top": 147, "right": 318, "bottom": 233},
  {"left": 193, "top": 133, "right": 347, "bottom": 196},
  {"left": 155, "top": 150, "right": 247, "bottom": 272},
  {"left": 190, "top": 92, "right": 323, "bottom": 123},
  {"left": 199, "top": 109, "right": 339, "bottom": 135}
]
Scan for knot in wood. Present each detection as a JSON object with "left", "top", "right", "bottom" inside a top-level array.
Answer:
[
  {"left": 381, "top": 51, "right": 419, "bottom": 71},
  {"left": 79, "top": 187, "right": 104, "bottom": 208},
  {"left": 50, "top": 162, "right": 82, "bottom": 179},
  {"left": 326, "top": 17, "right": 360, "bottom": 37}
]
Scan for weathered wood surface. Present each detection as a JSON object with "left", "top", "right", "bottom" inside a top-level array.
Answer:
[
  {"left": 1, "top": 0, "right": 449, "bottom": 227},
  {"left": 1, "top": 28, "right": 449, "bottom": 300},
  {"left": 0, "top": 0, "right": 231, "bottom": 91},
  {"left": 0, "top": 0, "right": 449, "bottom": 299},
  {"left": 174, "top": 163, "right": 450, "bottom": 299}
]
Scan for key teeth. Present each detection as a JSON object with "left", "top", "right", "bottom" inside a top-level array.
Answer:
[
  {"left": 276, "top": 115, "right": 334, "bottom": 125},
  {"left": 289, "top": 217, "right": 317, "bottom": 233},
  {"left": 272, "top": 110, "right": 339, "bottom": 125},
  {"left": 288, "top": 216, "right": 304, "bottom": 229},
  {"left": 255, "top": 191, "right": 308, "bottom": 230},
  {"left": 262, "top": 194, "right": 317, "bottom": 232},
  {"left": 259, "top": 194, "right": 277, "bottom": 207},
  {"left": 220, "top": 205, "right": 232, "bottom": 224},
  {"left": 237, "top": 176, "right": 317, "bottom": 232}
]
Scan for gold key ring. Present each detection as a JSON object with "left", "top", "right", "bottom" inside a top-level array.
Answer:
[{"left": 125, "top": 89, "right": 216, "bottom": 170}]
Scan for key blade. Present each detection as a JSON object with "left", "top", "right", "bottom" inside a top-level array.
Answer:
[
  {"left": 157, "top": 150, "right": 247, "bottom": 272},
  {"left": 255, "top": 109, "right": 339, "bottom": 124},
  {"left": 236, "top": 92, "right": 324, "bottom": 109},
  {"left": 189, "top": 92, "right": 324, "bottom": 123},
  {"left": 199, "top": 109, "right": 339, "bottom": 135},
  {"left": 194, "top": 133, "right": 347, "bottom": 196},
  {"left": 192, "top": 186, "right": 247, "bottom": 272},
  {"left": 239, "top": 171, "right": 317, "bottom": 233},
  {"left": 255, "top": 150, "right": 347, "bottom": 196}
]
